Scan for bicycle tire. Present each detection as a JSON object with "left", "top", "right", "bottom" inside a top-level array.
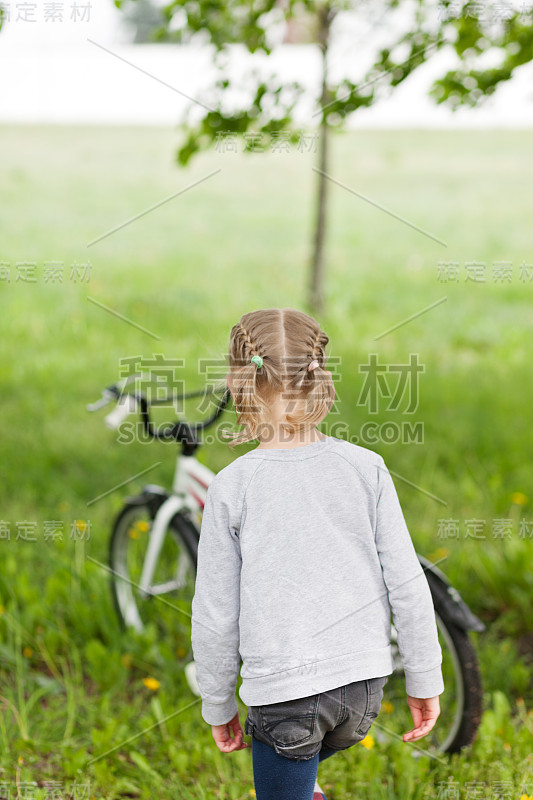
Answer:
[
  {"left": 109, "top": 495, "right": 199, "bottom": 635},
  {"left": 427, "top": 575, "right": 484, "bottom": 753}
]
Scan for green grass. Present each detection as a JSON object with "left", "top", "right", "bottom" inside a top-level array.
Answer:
[{"left": 0, "top": 125, "right": 532, "bottom": 797}]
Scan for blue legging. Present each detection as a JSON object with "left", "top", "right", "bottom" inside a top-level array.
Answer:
[{"left": 251, "top": 734, "right": 338, "bottom": 800}]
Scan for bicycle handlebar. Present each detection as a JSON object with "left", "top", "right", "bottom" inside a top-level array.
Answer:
[
  {"left": 104, "top": 393, "right": 138, "bottom": 430},
  {"left": 87, "top": 374, "right": 232, "bottom": 447}
]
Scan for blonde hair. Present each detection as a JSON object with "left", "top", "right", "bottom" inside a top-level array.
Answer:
[{"left": 221, "top": 307, "right": 335, "bottom": 449}]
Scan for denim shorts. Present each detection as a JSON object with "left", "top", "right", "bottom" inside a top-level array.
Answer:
[{"left": 243, "top": 675, "right": 388, "bottom": 762}]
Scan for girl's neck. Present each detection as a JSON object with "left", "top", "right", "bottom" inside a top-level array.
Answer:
[{"left": 255, "top": 426, "right": 327, "bottom": 450}]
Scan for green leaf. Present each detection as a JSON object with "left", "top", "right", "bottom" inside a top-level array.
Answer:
[{"left": 110, "top": 0, "right": 533, "bottom": 167}]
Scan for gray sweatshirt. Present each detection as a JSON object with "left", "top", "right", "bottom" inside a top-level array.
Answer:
[{"left": 191, "top": 435, "right": 444, "bottom": 725}]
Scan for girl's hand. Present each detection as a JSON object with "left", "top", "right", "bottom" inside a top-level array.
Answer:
[
  {"left": 211, "top": 712, "right": 250, "bottom": 753},
  {"left": 403, "top": 695, "right": 440, "bottom": 742}
]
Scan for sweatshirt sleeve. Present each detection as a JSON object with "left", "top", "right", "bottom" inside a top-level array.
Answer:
[
  {"left": 374, "top": 457, "right": 445, "bottom": 698},
  {"left": 191, "top": 477, "right": 243, "bottom": 725}
]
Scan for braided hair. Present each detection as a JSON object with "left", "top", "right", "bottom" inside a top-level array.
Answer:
[{"left": 223, "top": 308, "right": 335, "bottom": 448}]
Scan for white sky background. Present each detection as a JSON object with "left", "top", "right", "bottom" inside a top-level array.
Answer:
[{"left": 1, "top": 0, "right": 533, "bottom": 126}]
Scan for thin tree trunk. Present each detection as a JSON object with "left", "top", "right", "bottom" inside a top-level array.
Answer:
[{"left": 309, "top": 5, "right": 331, "bottom": 317}]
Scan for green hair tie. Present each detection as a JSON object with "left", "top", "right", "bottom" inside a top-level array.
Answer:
[{"left": 250, "top": 355, "right": 263, "bottom": 369}]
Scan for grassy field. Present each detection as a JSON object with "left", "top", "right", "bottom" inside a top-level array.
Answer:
[{"left": 0, "top": 125, "right": 532, "bottom": 798}]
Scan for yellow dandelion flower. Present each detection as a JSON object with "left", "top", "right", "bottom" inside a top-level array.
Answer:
[
  {"left": 519, "top": 794, "right": 531, "bottom": 800},
  {"left": 143, "top": 677, "right": 161, "bottom": 691},
  {"left": 359, "top": 734, "right": 374, "bottom": 749},
  {"left": 129, "top": 520, "right": 151, "bottom": 539},
  {"left": 22, "top": 647, "right": 33, "bottom": 657},
  {"left": 249, "top": 791, "right": 256, "bottom": 798},
  {"left": 121, "top": 653, "right": 133, "bottom": 668},
  {"left": 382, "top": 700, "right": 394, "bottom": 714},
  {"left": 428, "top": 548, "right": 450, "bottom": 562},
  {"left": 18, "top": 756, "right": 24, "bottom": 764},
  {"left": 511, "top": 492, "right": 528, "bottom": 506}
]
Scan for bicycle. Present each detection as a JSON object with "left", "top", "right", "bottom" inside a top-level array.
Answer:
[{"left": 88, "top": 374, "right": 487, "bottom": 755}]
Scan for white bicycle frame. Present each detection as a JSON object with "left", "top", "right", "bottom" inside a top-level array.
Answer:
[
  {"left": 137, "top": 454, "right": 216, "bottom": 597},
  {"left": 91, "top": 380, "right": 219, "bottom": 599}
]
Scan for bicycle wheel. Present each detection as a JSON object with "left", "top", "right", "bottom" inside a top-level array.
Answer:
[
  {"left": 376, "top": 585, "right": 484, "bottom": 755},
  {"left": 109, "top": 493, "right": 199, "bottom": 661}
]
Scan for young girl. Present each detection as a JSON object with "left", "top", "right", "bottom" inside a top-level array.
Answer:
[{"left": 191, "top": 307, "right": 444, "bottom": 800}]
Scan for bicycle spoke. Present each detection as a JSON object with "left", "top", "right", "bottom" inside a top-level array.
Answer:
[
  {"left": 110, "top": 503, "right": 197, "bottom": 660},
  {"left": 376, "top": 613, "right": 463, "bottom": 755}
]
